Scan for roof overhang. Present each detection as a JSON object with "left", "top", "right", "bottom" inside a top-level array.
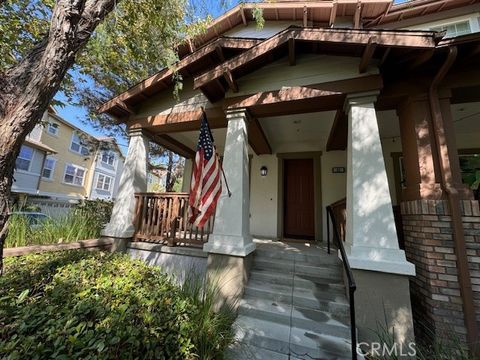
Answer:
[
  {"left": 182, "top": 0, "right": 393, "bottom": 54},
  {"left": 24, "top": 139, "right": 57, "bottom": 154},
  {"left": 193, "top": 26, "right": 437, "bottom": 102},
  {"left": 98, "top": 37, "right": 262, "bottom": 118}
]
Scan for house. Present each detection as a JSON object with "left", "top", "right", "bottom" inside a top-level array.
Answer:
[
  {"left": 13, "top": 108, "right": 126, "bottom": 210},
  {"left": 12, "top": 119, "right": 57, "bottom": 201},
  {"left": 99, "top": 0, "right": 480, "bottom": 358},
  {"left": 88, "top": 137, "right": 125, "bottom": 201}
]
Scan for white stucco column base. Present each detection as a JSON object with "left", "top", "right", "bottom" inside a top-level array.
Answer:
[
  {"left": 203, "top": 108, "right": 255, "bottom": 257},
  {"left": 345, "top": 93, "right": 415, "bottom": 276},
  {"left": 101, "top": 129, "right": 149, "bottom": 251}
]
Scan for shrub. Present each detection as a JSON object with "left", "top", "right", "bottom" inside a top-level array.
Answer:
[
  {"left": 0, "top": 250, "right": 235, "bottom": 359},
  {"left": 75, "top": 199, "right": 114, "bottom": 228}
]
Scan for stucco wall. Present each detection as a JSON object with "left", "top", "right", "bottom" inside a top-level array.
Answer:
[
  {"left": 321, "top": 151, "right": 347, "bottom": 240},
  {"left": 38, "top": 115, "right": 95, "bottom": 199},
  {"left": 250, "top": 154, "right": 279, "bottom": 238},
  {"left": 127, "top": 242, "right": 207, "bottom": 285}
]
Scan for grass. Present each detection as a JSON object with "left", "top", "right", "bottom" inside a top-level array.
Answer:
[
  {"left": 5, "top": 212, "right": 102, "bottom": 248},
  {"left": 0, "top": 250, "right": 236, "bottom": 359}
]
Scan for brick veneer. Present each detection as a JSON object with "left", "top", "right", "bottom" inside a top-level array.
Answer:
[{"left": 401, "top": 199, "right": 480, "bottom": 346}]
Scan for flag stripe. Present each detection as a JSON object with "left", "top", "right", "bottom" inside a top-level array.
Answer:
[{"left": 189, "top": 111, "right": 222, "bottom": 228}]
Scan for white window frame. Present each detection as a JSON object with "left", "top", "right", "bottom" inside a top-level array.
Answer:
[
  {"left": 47, "top": 122, "right": 59, "bottom": 136},
  {"left": 431, "top": 20, "right": 472, "bottom": 38},
  {"left": 63, "top": 163, "right": 86, "bottom": 187},
  {"left": 16, "top": 145, "right": 34, "bottom": 172},
  {"left": 70, "top": 132, "right": 90, "bottom": 156},
  {"left": 101, "top": 151, "right": 116, "bottom": 167},
  {"left": 96, "top": 173, "right": 113, "bottom": 192},
  {"left": 42, "top": 156, "right": 57, "bottom": 180}
]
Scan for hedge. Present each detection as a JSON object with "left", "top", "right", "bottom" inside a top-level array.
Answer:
[{"left": 0, "top": 250, "right": 234, "bottom": 359}]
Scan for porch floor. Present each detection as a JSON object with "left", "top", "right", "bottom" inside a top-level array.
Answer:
[{"left": 227, "top": 239, "right": 355, "bottom": 360}]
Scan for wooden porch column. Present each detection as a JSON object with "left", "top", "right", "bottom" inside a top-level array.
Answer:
[
  {"left": 397, "top": 95, "right": 443, "bottom": 200},
  {"left": 101, "top": 129, "right": 149, "bottom": 251},
  {"left": 203, "top": 108, "right": 255, "bottom": 256},
  {"left": 436, "top": 94, "right": 473, "bottom": 199}
]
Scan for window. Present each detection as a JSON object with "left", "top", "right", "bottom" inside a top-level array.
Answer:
[
  {"left": 42, "top": 157, "right": 56, "bottom": 179},
  {"left": 101, "top": 152, "right": 115, "bottom": 166},
  {"left": 432, "top": 21, "right": 472, "bottom": 38},
  {"left": 96, "top": 174, "right": 112, "bottom": 191},
  {"left": 47, "top": 122, "right": 59, "bottom": 136},
  {"left": 70, "top": 132, "right": 89, "bottom": 155},
  {"left": 63, "top": 164, "right": 86, "bottom": 186},
  {"left": 16, "top": 145, "right": 34, "bottom": 171}
]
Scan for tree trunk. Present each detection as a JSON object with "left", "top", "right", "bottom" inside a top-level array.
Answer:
[
  {"left": 0, "top": 0, "right": 119, "bottom": 274},
  {"left": 166, "top": 151, "right": 174, "bottom": 192}
]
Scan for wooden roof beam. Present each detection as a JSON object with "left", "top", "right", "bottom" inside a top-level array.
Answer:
[
  {"left": 223, "top": 70, "right": 238, "bottom": 93},
  {"left": 249, "top": 118, "right": 272, "bottom": 155},
  {"left": 116, "top": 100, "right": 136, "bottom": 115},
  {"left": 240, "top": 7, "right": 247, "bottom": 25},
  {"left": 326, "top": 110, "right": 348, "bottom": 151},
  {"left": 329, "top": 0, "right": 338, "bottom": 27},
  {"left": 354, "top": 2, "right": 362, "bottom": 29},
  {"left": 215, "top": 45, "right": 225, "bottom": 62},
  {"left": 359, "top": 36, "right": 377, "bottom": 73},
  {"left": 150, "top": 133, "right": 196, "bottom": 159},
  {"left": 126, "top": 108, "right": 227, "bottom": 134},
  {"left": 288, "top": 37, "right": 296, "bottom": 66},
  {"left": 303, "top": 5, "right": 308, "bottom": 27}
]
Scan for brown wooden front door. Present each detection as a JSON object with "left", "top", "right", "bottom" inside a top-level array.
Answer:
[{"left": 283, "top": 158, "right": 315, "bottom": 239}]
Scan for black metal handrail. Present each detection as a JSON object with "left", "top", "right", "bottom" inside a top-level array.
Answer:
[{"left": 326, "top": 205, "right": 358, "bottom": 360}]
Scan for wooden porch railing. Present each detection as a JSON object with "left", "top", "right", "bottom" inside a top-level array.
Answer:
[{"left": 133, "top": 192, "right": 214, "bottom": 247}]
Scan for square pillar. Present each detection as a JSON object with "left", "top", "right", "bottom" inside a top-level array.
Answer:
[
  {"left": 345, "top": 93, "right": 416, "bottom": 350},
  {"left": 397, "top": 95, "right": 443, "bottom": 201},
  {"left": 345, "top": 93, "right": 415, "bottom": 276},
  {"left": 101, "top": 129, "right": 149, "bottom": 251},
  {"left": 203, "top": 108, "right": 255, "bottom": 257}
]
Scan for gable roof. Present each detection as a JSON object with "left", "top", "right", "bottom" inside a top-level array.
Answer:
[{"left": 99, "top": 0, "right": 476, "bottom": 119}]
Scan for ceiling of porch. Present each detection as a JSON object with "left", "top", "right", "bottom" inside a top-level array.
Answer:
[{"left": 166, "top": 111, "right": 336, "bottom": 155}]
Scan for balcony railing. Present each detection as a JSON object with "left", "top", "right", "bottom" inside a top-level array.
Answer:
[{"left": 133, "top": 192, "right": 214, "bottom": 247}]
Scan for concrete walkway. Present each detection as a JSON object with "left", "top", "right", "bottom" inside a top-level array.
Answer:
[{"left": 227, "top": 240, "right": 356, "bottom": 360}]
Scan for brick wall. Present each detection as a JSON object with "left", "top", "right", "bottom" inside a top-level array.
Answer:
[{"left": 400, "top": 199, "right": 480, "bottom": 347}]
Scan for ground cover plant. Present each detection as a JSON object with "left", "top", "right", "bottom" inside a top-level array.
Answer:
[{"left": 0, "top": 250, "right": 235, "bottom": 359}]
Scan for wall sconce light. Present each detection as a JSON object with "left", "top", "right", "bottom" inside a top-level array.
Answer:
[{"left": 260, "top": 166, "right": 268, "bottom": 177}]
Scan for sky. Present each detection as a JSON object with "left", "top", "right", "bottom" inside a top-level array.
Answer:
[{"left": 53, "top": 0, "right": 407, "bottom": 155}]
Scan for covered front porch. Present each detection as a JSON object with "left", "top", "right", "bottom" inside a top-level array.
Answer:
[{"left": 98, "top": 23, "right": 480, "bottom": 356}]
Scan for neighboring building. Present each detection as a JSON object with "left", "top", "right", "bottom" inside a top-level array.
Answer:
[
  {"left": 100, "top": 1, "right": 480, "bottom": 358},
  {"left": 13, "top": 108, "right": 126, "bottom": 203},
  {"left": 12, "top": 121, "right": 57, "bottom": 199},
  {"left": 147, "top": 167, "right": 166, "bottom": 192},
  {"left": 89, "top": 137, "right": 125, "bottom": 200}
]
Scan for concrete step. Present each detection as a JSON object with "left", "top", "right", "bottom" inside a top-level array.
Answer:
[
  {"left": 226, "top": 342, "right": 289, "bottom": 360},
  {"left": 238, "top": 297, "right": 351, "bottom": 337},
  {"left": 244, "top": 280, "right": 349, "bottom": 316},
  {"left": 253, "top": 258, "right": 343, "bottom": 279},
  {"left": 233, "top": 315, "right": 352, "bottom": 360},
  {"left": 248, "top": 269, "right": 345, "bottom": 290},
  {"left": 254, "top": 248, "right": 341, "bottom": 266},
  {"left": 289, "top": 327, "right": 352, "bottom": 360},
  {"left": 234, "top": 315, "right": 291, "bottom": 354}
]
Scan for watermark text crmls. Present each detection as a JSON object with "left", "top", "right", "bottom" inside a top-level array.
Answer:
[{"left": 358, "top": 342, "right": 417, "bottom": 357}]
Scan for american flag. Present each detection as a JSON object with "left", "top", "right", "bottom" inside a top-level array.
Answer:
[{"left": 189, "top": 111, "right": 222, "bottom": 227}]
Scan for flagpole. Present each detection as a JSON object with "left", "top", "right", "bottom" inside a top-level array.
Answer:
[{"left": 201, "top": 107, "right": 232, "bottom": 198}]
